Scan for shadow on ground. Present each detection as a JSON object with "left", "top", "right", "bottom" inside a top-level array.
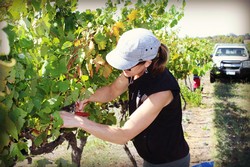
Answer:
[
  {"left": 215, "top": 77, "right": 250, "bottom": 84},
  {"left": 213, "top": 82, "right": 250, "bottom": 167}
]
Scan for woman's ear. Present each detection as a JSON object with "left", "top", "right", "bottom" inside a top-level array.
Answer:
[{"left": 144, "top": 60, "right": 152, "bottom": 68}]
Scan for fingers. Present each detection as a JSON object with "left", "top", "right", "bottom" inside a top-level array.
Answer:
[
  {"left": 59, "top": 111, "right": 69, "bottom": 120},
  {"left": 59, "top": 111, "right": 74, "bottom": 119},
  {"left": 59, "top": 111, "right": 80, "bottom": 128},
  {"left": 76, "top": 99, "right": 89, "bottom": 111},
  {"left": 59, "top": 111, "right": 66, "bottom": 127}
]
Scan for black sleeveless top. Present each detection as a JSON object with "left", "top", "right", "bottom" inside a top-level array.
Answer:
[{"left": 128, "top": 68, "right": 189, "bottom": 164}]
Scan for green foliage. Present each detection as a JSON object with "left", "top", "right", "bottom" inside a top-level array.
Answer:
[
  {"left": 180, "top": 84, "right": 202, "bottom": 107},
  {"left": 161, "top": 33, "right": 214, "bottom": 79},
  {"left": 246, "top": 43, "right": 250, "bottom": 52},
  {"left": 208, "top": 33, "right": 250, "bottom": 51},
  {"left": 0, "top": 0, "right": 212, "bottom": 165},
  {"left": 208, "top": 34, "right": 246, "bottom": 44}
]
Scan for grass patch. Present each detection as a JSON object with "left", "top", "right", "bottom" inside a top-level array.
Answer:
[
  {"left": 81, "top": 136, "right": 134, "bottom": 167},
  {"left": 213, "top": 82, "right": 250, "bottom": 167}
]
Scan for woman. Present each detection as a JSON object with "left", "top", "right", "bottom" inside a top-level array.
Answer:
[{"left": 60, "top": 28, "right": 190, "bottom": 167}]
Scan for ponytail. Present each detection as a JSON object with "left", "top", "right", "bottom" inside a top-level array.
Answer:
[{"left": 148, "top": 43, "right": 169, "bottom": 76}]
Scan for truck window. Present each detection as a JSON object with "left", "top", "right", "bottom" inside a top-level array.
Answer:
[{"left": 216, "top": 48, "right": 246, "bottom": 56}]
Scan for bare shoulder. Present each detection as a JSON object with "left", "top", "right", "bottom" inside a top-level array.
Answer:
[{"left": 147, "top": 90, "right": 173, "bottom": 108}]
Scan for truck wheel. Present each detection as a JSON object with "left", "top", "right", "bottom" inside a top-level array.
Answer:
[{"left": 210, "top": 72, "right": 215, "bottom": 83}]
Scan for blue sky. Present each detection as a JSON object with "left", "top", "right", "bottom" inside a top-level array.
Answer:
[{"left": 78, "top": 0, "right": 250, "bottom": 37}]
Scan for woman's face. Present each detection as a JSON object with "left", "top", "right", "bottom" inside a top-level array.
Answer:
[{"left": 123, "top": 61, "right": 151, "bottom": 78}]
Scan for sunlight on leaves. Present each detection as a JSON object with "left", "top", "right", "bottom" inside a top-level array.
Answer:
[{"left": 127, "top": 9, "right": 138, "bottom": 22}]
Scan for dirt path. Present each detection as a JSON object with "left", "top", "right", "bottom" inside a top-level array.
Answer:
[
  {"left": 183, "top": 108, "right": 215, "bottom": 166},
  {"left": 183, "top": 74, "right": 216, "bottom": 166}
]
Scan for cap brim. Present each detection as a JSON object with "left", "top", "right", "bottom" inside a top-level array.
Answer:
[{"left": 106, "top": 49, "right": 138, "bottom": 70}]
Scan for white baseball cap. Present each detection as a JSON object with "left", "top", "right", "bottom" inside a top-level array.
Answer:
[{"left": 106, "top": 28, "right": 161, "bottom": 70}]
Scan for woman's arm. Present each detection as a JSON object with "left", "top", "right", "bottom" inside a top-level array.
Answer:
[
  {"left": 77, "top": 73, "right": 128, "bottom": 110},
  {"left": 89, "top": 73, "right": 128, "bottom": 102},
  {"left": 60, "top": 90, "right": 173, "bottom": 145}
]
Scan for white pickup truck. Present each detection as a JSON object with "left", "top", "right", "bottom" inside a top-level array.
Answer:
[{"left": 210, "top": 43, "right": 250, "bottom": 83}]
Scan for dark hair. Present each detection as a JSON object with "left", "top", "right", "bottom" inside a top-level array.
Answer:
[{"left": 148, "top": 43, "right": 169, "bottom": 76}]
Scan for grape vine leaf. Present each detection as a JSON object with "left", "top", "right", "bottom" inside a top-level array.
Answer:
[
  {"left": 0, "top": 105, "right": 18, "bottom": 140},
  {"left": 94, "top": 32, "right": 107, "bottom": 50},
  {"left": 62, "top": 41, "right": 73, "bottom": 50},
  {"left": 8, "top": 0, "right": 27, "bottom": 20},
  {"left": 9, "top": 143, "right": 26, "bottom": 161}
]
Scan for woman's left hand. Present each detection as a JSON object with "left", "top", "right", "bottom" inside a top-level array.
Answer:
[{"left": 60, "top": 111, "right": 85, "bottom": 128}]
